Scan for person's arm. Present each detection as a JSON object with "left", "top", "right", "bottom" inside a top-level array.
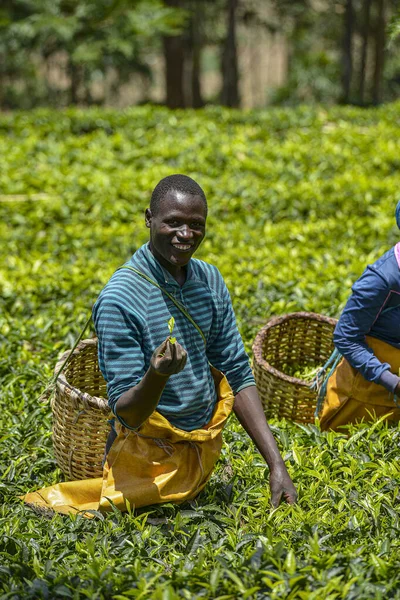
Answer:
[
  {"left": 115, "top": 339, "right": 187, "bottom": 429},
  {"left": 93, "top": 295, "right": 186, "bottom": 428},
  {"left": 334, "top": 265, "right": 400, "bottom": 393},
  {"left": 206, "top": 268, "right": 296, "bottom": 505},
  {"left": 234, "top": 385, "right": 297, "bottom": 506}
]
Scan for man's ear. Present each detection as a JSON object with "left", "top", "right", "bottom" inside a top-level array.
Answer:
[{"left": 145, "top": 208, "right": 152, "bottom": 228}]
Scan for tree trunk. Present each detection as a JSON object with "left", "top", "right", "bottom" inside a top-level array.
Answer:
[
  {"left": 84, "top": 67, "right": 94, "bottom": 106},
  {"left": 0, "top": 55, "right": 5, "bottom": 110},
  {"left": 190, "top": 0, "right": 203, "bottom": 108},
  {"left": 69, "top": 61, "right": 81, "bottom": 105},
  {"left": 358, "top": 0, "right": 372, "bottom": 104},
  {"left": 372, "top": 0, "right": 386, "bottom": 105},
  {"left": 221, "top": 0, "right": 240, "bottom": 108},
  {"left": 341, "top": 0, "right": 354, "bottom": 104},
  {"left": 163, "top": 0, "right": 186, "bottom": 109}
]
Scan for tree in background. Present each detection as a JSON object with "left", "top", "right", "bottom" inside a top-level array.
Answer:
[
  {"left": 358, "top": 0, "right": 372, "bottom": 103},
  {"left": 0, "top": 0, "right": 184, "bottom": 108},
  {"left": 340, "top": 0, "right": 390, "bottom": 105},
  {"left": 1, "top": 0, "right": 245, "bottom": 110},
  {"left": 341, "top": 0, "right": 354, "bottom": 104},
  {"left": 372, "top": 0, "right": 386, "bottom": 104},
  {"left": 0, "top": 0, "right": 399, "bottom": 109},
  {"left": 163, "top": 0, "right": 186, "bottom": 108},
  {"left": 389, "top": 7, "right": 400, "bottom": 40},
  {"left": 270, "top": 0, "right": 398, "bottom": 106},
  {"left": 162, "top": 0, "right": 234, "bottom": 109},
  {"left": 341, "top": 0, "right": 392, "bottom": 106},
  {"left": 188, "top": 0, "right": 204, "bottom": 107},
  {"left": 221, "top": 0, "right": 240, "bottom": 107}
]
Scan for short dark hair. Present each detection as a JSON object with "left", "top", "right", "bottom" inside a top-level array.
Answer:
[{"left": 150, "top": 174, "right": 207, "bottom": 215}]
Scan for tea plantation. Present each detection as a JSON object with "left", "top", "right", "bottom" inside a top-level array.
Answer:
[{"left": 1, "top": 104, "right": 400, "bottom": 599}]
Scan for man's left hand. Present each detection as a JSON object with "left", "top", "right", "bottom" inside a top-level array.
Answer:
[{"left": 269, "top": 464, "right": 297, "bottom": 507}]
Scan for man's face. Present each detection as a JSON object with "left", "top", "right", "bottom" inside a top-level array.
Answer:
[{"left": 146, "top": 189, "right": 207, "bottom": 272}]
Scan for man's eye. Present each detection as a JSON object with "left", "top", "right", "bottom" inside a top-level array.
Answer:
[
  {"left": 167, "top": 221, "right": 179, "bottom": 226},
  {"left": 191, "top": 222, "right": 204, "bottom": 228}
]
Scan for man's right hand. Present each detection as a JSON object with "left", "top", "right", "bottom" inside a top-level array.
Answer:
[
  {"left": 116, "top": 338, "right": 188, "bottom": 429},
  {"left": 150, "top": 338, "right": 187, "bottom": 378}
]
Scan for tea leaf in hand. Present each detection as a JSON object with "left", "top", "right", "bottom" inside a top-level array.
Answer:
[
  {"left": 168, "top": 317, "right": 175, "bottom": 334},
  {"left": 168, "top": 317, "right": 176, "bottom": 344}
]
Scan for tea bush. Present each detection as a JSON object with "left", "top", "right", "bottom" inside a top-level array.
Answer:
[{"left": 1, "top": 103, "right": 400, "bottom": 599}]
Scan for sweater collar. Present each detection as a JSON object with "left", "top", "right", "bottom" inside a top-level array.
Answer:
[{"left": 135, "top": 243, "right": 194, "bottom": 287}]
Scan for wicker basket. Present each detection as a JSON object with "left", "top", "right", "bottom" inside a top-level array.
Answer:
[
  {"left": 252, "top": 312, "right": 337, "bottom": 423},
  {"left": 51, "top": 338, "right": 111, "bottom": 480}
]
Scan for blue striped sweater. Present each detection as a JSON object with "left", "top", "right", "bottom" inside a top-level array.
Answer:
[{"left": 92, "top": 243, "right": 255, "bottom": 431}]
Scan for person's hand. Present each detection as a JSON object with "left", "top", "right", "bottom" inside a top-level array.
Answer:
[
  {"left": 150, "top": 338, "right": 187, "bottom": 378},
  {"left": 269, "top": 464, "right": 297, "bottom": 507}
]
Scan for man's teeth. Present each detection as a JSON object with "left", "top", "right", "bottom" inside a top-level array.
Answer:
[{"left": 173, "top": 244, "right": 192, "bottom": 250}]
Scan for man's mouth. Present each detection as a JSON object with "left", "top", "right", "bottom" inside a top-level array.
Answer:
[{"left": 171, "top": 243, "right": 193, "bottom": 252}]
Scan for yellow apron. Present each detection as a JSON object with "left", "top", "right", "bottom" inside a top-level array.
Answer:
[
  {"left": 24, "top": 368, "right": 234, "bottom": 516},
  {"left": 320, "top": 336, "right": 400, "bottom": 431}
]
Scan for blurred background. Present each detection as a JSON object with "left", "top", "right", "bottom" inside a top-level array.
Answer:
[{"left": 1, "top": 0, "right": 399, "bottom": 111}]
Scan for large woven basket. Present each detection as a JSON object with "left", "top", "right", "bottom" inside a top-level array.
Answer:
[
  {"left": 51, "top": 338, "right": 110, "bottom": 480},
  {"left": 252, "top": 312, "right": 337, "bottom": 423}
]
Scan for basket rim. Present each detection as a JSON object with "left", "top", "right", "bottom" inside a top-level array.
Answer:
[
  {"left": 54, "top": 338, "right": 109, "bottom": 413},
  {"left": 252, "top": 311, "right": 338, "bottom": 388}
]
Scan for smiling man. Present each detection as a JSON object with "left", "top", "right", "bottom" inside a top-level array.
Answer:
[{"left": 92, "top": 174, "right": 297, "bottom": 510}]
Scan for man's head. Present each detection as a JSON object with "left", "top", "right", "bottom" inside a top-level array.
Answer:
[{"left": 145, "top": 174, "right": 207, "bottom": 273}]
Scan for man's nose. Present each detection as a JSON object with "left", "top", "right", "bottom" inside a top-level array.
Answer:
[{"left": 177, "top": 225, "right": 193, "bottom": 239}]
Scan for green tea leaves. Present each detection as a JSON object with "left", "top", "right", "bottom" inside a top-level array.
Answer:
[
  {"left": 2, "top": 104, "right": 400, "bottom": 598},
  {"left": 168, "top": 317, "right": 176, "bottom": 344},
  {"left": 168, "top": 317, "right": 175, "bottom": 334},
  {"left": 284, "top": 549, "right": 296, "bottom": 575}
]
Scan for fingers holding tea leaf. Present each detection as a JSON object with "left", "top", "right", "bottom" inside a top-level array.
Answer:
[
  {"left": 156, "top": 338, "right": 168, "bottom": 358},
  {"left": 151, "top": 337, "right": 186, "bottom": 376},
  {"left": 174, "top": 340, "right": 187, "bottom": 371}
]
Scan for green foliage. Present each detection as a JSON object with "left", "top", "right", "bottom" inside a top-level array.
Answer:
[
  {"left": 389, "top": 11, "right": 400, "bottom": 44},
  {"left": 0, "top": 0, "right": 185, "bottom": 108},
  {"left": 271, "top": 51, "right": 341, "bottom": 106},
  {"left": 1, "top": 103, "right": 400, "bottom": 597},
  {"left": 280, "top": 364, "right": 319, "bottom": 381}
]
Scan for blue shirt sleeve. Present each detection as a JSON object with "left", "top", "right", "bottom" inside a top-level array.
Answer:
[
  {"left": 206, "top": 270, "right": 255, "bottom": 394},
  {"left": 334, "top": 265, "right": 400, "bottom": 392},
  {"left": 92, "top": 297, "right": 146, "bottom": 417}
]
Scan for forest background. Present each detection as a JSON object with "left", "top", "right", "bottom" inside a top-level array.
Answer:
[{"left": 1, "top": 0, "right": 400, "bottom": 112}]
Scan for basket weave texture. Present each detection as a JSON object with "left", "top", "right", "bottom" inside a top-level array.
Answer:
[
  {"left": 252, "top": 312, "right": 337, "bottom": 423},
  {"left": 51, "top": 338, "right": 110, "bottom": 480}
]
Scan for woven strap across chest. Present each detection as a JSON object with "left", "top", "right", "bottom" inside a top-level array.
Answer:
[{"left": 117, "top": 265, "right": 207, "bottom": 345}]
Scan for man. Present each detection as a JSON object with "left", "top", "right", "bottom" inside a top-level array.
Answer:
[{"left": 93, "top": 174, "right": 297, "bottom": 509}]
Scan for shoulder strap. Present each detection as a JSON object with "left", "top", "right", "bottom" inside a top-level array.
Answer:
[{"left": 117, "top": 265, "right": 207, "bottom": 345}]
